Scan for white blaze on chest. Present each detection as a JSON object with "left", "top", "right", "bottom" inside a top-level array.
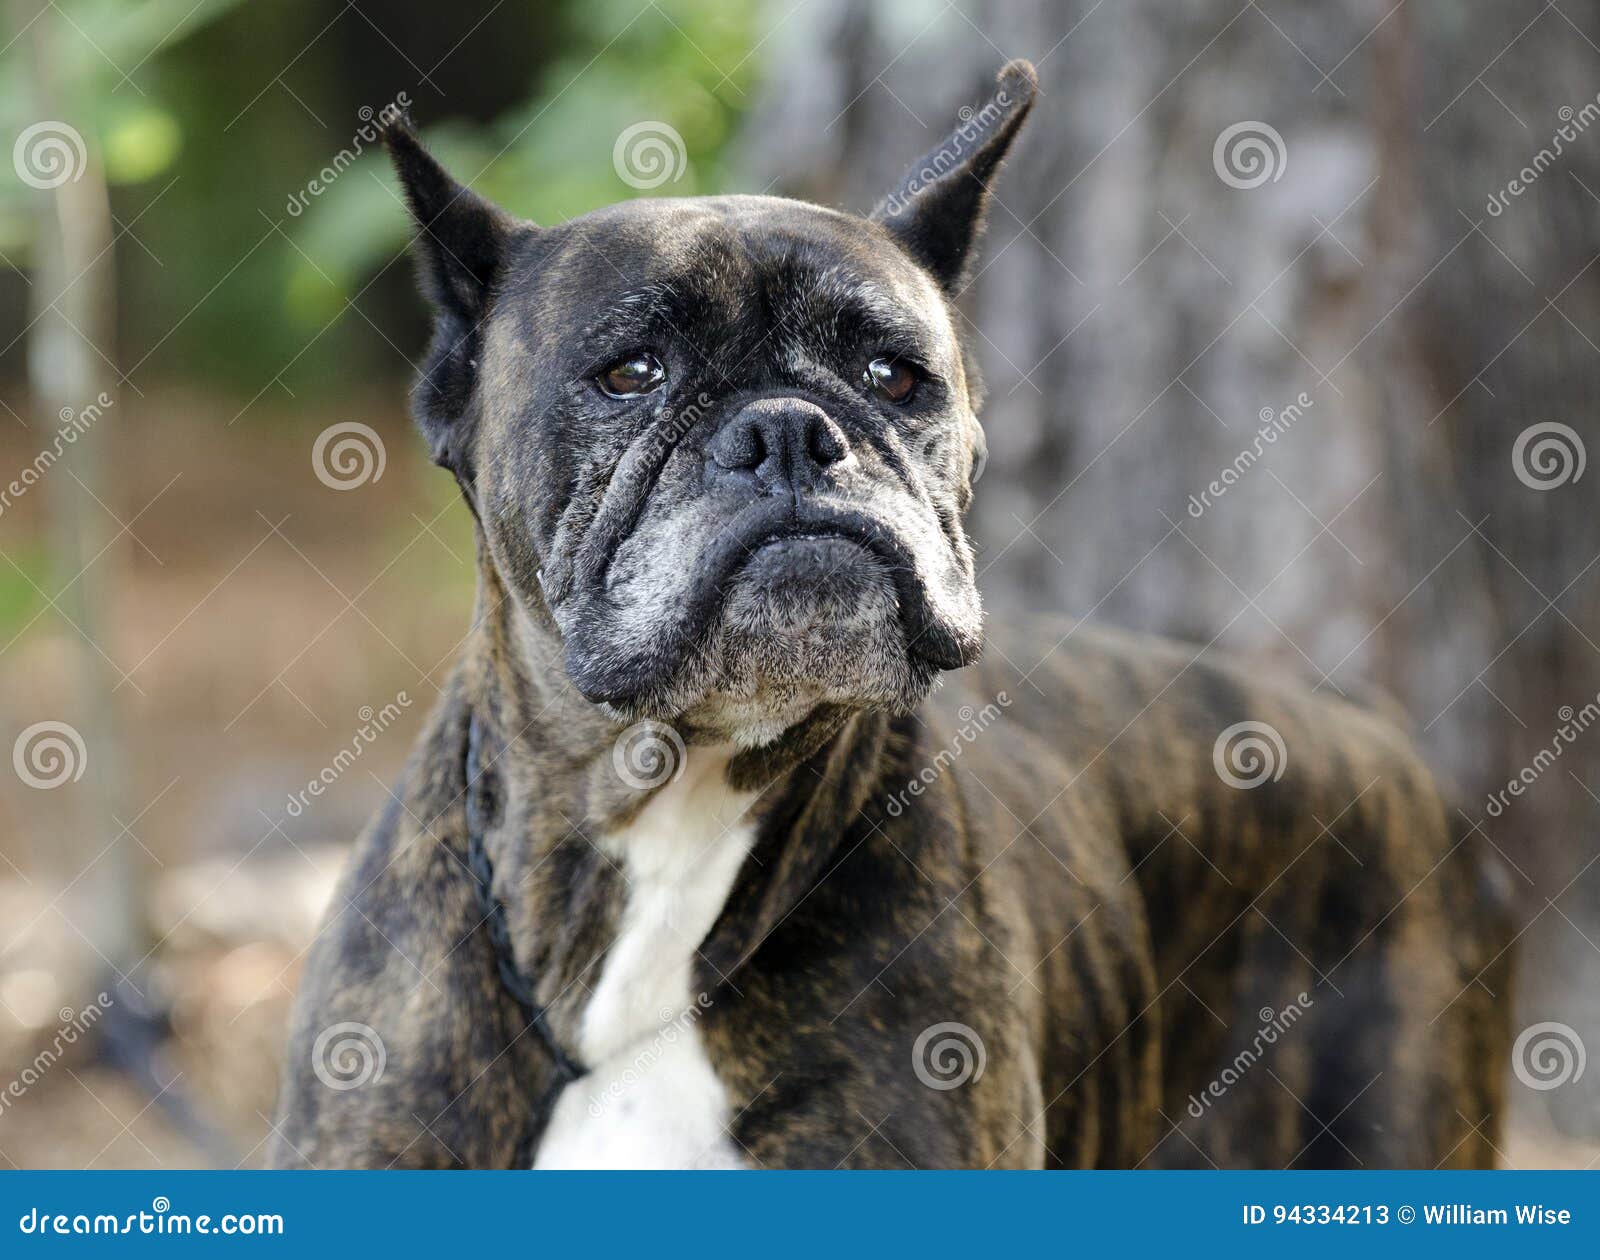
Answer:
[{"left": 534, "top": 747, "right": 756, "bottom": 1169}]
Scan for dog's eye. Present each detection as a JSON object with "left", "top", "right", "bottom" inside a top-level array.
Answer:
[
  {"left": 597, "top": 352, "right": 666, "bottom": 398},
  {"left": 864, "top": 356, "right": 918, "bottom": 405}
]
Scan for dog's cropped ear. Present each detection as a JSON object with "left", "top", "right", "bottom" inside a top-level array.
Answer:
[
  {"left": 871, "top": 59, "right": 1037, "bottom": 294},
  {"left": 383, "top": 117, "right": 527, "bottom": 470}
]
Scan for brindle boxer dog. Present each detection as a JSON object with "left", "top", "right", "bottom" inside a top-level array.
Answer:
[{"left": 270, "top": 61, "right": 1511, "bottom": 1169}]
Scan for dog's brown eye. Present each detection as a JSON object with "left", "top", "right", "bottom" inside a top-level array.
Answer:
[
  {"left": 864, "top": 356, "right": 918, "bottom": 404},
  {"left": 598, "top": 352, "right": 666, "bottom": 398}
]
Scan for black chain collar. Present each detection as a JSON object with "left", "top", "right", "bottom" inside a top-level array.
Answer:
[{"left": 464, "top": 711, "right": 584, "bottom": 1166}]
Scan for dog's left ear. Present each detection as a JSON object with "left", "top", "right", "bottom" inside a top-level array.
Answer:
[
  {"left": 872, "top": 59, "right": 1037, "bottom": 293},
  {"left": 384, "top": 117, "right": 530, "bottom": 472}
]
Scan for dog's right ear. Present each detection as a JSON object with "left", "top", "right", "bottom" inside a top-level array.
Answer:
[{"left": 384, "top": 118, "right": 527, "bottom": 471}]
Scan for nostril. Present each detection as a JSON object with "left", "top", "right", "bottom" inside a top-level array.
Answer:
[
  {"left": 810, "top": 416, "right": 847, "bottom": 466},
  {"left": 712, "top": 421, "right": 764, "bottom": 471}
]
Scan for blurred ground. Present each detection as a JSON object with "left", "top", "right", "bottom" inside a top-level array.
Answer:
[{"left": 0, "top": 386, "right": 466, "bottom": 1168}]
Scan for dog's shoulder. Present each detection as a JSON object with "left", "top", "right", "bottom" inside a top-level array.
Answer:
[{"left": 268, "top": 688, "right": 538, "bottom": 1168}]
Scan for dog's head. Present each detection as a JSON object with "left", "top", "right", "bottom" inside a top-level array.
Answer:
[{"left": 389, "top": 62, "right": 1036, "bottom": 743}]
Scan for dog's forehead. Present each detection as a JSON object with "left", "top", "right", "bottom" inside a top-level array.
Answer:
[{"left": 524, "top": 195, "right": 946, "bottom": 320}]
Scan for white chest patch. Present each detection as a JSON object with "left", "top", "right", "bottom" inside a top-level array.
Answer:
[{"left": 533, "top": 748, "right": 756, "bottom": 1170}]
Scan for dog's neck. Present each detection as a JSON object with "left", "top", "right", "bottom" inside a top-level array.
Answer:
[{"left": 459, "top": 559, "right": 896, "bottom": 1062}]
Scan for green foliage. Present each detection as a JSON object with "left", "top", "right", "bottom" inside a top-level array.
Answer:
[
  {"left": 1, "top": 0, "right": 761, "bottom": 402},
  {"left": 98, "top": 98, "right": 182, "bottom": 184},
  {"left": 0, "top": 0, "right": 244, "bottom": 259},
  {"left": 282, "top": 0, "right": 760, "bottom": 368},
  {"left": 0, "top": 539, "right": 48, "bottom": 641}
]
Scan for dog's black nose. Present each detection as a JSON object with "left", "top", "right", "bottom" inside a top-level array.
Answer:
[{"left": 707, "top": 397, "right": 849, "bottom": 494}]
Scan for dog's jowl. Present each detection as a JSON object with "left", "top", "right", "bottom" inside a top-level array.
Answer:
[{"left": 270, "top": 61, "right": 1512, "bottom": 1170}]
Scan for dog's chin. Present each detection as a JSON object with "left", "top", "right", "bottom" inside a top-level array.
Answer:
[{"left": 602, "top": 536, "right": 940, "bottom": 744}]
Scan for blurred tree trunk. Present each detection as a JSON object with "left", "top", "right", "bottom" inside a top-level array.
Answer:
[
  {"left": 17, "top": 0, "right": 144, "bottom": 1001},
  {"left": 741, "top": 0, "right": 1600, "bottom": 1139}
]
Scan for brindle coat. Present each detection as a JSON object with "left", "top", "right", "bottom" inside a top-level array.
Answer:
[{"left": 269, "top": 62, "right": 1510, "bottom": 1169}]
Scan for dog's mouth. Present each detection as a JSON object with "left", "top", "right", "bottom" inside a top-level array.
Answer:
[
  {"left": 725, "top": 520, "right": 897, "bottom": 596},
  {"left": 735, "top": 531, "right": 879, "bottom": 592},
  {"left": 679, "top": 497, "right": 963, "bottom": 653},
  {"left": 562, "top": 495, "right": 976, "bottom": 711}
]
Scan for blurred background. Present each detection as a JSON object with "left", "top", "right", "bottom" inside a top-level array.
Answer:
[{"left": 0, "top": 0, "right": 1596, "bottom": 1167}]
